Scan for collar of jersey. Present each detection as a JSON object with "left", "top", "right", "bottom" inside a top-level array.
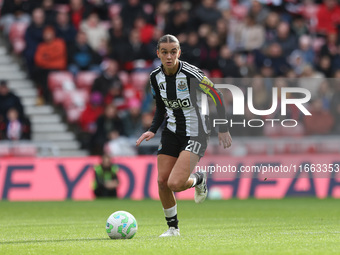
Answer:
[{"left": 160, "top": 60, "right": 183, "bottom": 77}]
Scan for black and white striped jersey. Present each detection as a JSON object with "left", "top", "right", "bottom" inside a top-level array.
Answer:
[{"left": 148, "top": 60, "right": 228, "bottom": 136}]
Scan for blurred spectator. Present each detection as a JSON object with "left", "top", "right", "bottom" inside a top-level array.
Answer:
[
  {"left": 291, "top": 15, "right": 309, "bottom": 38},
  {"left": 255, "top": 43, "right": 290, "bottom": 76},
  {"left": 316, "top": 55, "right": 333, "bottom": 77},
  {"left": 181, "top": 31, "right": 201, "bottom": 67},
  {"left": 304, "top": 98, "right": 334, "bottom": 135},
  {"left": 41, "top": 0, "right": 57, "bottom": 25},
  {"left": 79, "top": 92, "right": 104, "bottom": 133},
  {"left": 69, "top": 0, "right": 93, "bottom": 30},
  {"left": 298, "top": 65, "right": 325, "bottom": 99},
  {"left": 0, "top": 0, "right": 31, "bottom": 35},
  {"left": 91, "top": 104, "right": 124, "bottom": 155},
  {"left": 93, "top": 154, "right": 119, "bottom": 198},
  {"left": 0, "top": 115, "right": 6, "bottom": 140},
  {"left": 134, "top": 15, "right": 154, "bottom": 44},
  {"left": 0, "top": 80, "right": 24, "bottom": 120},
  {"left": 80, "top": 12, "right": 109, "bottom": 54},
  {"left": 289, "top": 35, "right": 315, "bottom": 75},
  {"left": 320, "top": 32, "right": 340, "bottom": 72},
  {"left": 229, "top": 13, "right": 265, "bottom": 52},
  {"left": 218, "top": 45, "right": 241, "bottom": 78},
  {"left": 264, "top": 12, "right": 279, "bottom": 43},
  {"left": 108, "top": 16, "right": 128, "bottom": 60},
  {"left": 297, "top": 35, "right": 315, "bottom": 65},
  {"left": 55, "top": 11, "right": 77, "bottom": 44},
  {"left": 320, "top": 32, "right": 338, "bottom": 58},
  {"left": 146, "top": 28, "right": 163, "bottom": 61},
  {"left": 164, "top": 9, "right": 190, "bottom": 37},
  {"left": 68, "top": 30, "right": 101, "bottom": 76},
  {"left": 91, "top": 59, "right": 123, "bottom": 101},
  {"left": 136, "top": 112, "right": 161, "bottom": 155},
  {"left": 34, "top": 26, "right": 67, "bottom": 101},
  {"left": 24, "top": 8, "right": 46, "bottom": 75},
  {"left": 121, "top": 29, "right": 150, "bottom": 68},
  {"left": 249, "top": 75, "right": 270, "bottom": 111},
  {"left": 216, "top": 18, "right": 228, "bottom": 45},
  {"left": 120, "top": 0, "right": 147, "bottom": 31},
  {"left": 248, "top": 0, "right": 269, "bottom": 25},
  {"left": 87, "top": 0, "right": 109, "bottom": 21},
  {"left": 197, "top": 23, "right": 212, "bottom": 45},
  {"left": 315, "top": 0, "right": 340, "bottom": 35},
  {"left": 153, "top": 0, "right": 169, "bottom": 31},
  {"left": 200, "top": 31, "right": 220, "bottom": 71},
  {"left": 4, "top": 108, "right": 31, "bottom": 140},
  {"left": 275, "top": 21, "right": 297, "bottom": 56},
  {"left": 318, "top": 80, "right": 333, "bottom": 110},
  {"left": 195, "top": 0, "right": 222, "bottom": 27},
  {"left": 121, "top": 98, "right": 143, "bottom": 137}
]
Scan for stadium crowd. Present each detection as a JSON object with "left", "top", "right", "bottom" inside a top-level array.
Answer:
[{"left": 1, "top": 0, "right": 340, "bottom": 155}]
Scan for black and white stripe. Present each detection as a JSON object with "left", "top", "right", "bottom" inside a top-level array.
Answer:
[{"left": 149, "top": 61, "right": 210, "bottom": 136}]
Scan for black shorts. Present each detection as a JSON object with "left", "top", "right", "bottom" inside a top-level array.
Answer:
[{"left": 157, "top": 128, "right": 208, "bottom": 159}]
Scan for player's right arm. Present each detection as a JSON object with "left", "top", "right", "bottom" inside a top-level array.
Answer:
[{"left": 136, "top": 78, "right": 166, "bottom": 146}]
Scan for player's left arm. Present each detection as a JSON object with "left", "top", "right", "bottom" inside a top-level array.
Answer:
[{"left": 198, "top": 75, "right": 232, "bottom": 148}]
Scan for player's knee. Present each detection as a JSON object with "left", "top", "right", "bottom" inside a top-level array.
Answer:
[
  {"left": 167, "top": 179, "right": 185, "bottom": 192},
  {"left": 157, "top": 177, "right": 168, "bottom": 190}
]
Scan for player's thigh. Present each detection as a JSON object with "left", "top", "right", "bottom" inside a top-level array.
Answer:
[
  {"left": 157, "top": 154, "right": 177, "bottom": 185},
  {"left": 168, "top": 150, "right": 199, "bottom": 185}
]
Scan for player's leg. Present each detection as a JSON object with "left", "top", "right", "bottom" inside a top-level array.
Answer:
[
  {"left": 167, "top": 150, "right": 199, "bottom": 192},
  {"left": 167, "top": 136, "right": 208, "bottom": 203},
  {"left": 158, "top": 154, "right": 180, "bottom": 237},
  {"left": 157, "top": 154, "right": 177, "bottom": 209}
]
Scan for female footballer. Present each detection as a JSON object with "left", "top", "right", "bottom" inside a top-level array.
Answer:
[{"left": 136, "top": 34, "right": 232, "bottom": 237}]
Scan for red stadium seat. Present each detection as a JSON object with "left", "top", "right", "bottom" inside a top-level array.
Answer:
[
  {"left": 12, "top": 39, "right": 26, "bottom": 54},
  {"left": 66, "top": 107, "right": 84, "bottom": 123},
  {"left": 52, "top": 89, "right": 66, "bottom": 105},
  {"left": 48, "top": 71, "right": 74, "bottom": 91},
  {"left": 9, "top": 22, "right": 28, "bottom": 42},
  {"left": 62, "top": 89, "right": 89, "bottom": 109},
  {"left": 130, "top": 71, "right": 149, "bottom": 91},
  {"left": 118, "top": 71, "right": 130, "bottom": 86},
  {"left": 75, "top": 71, "right": 99, "bottom": 90}
]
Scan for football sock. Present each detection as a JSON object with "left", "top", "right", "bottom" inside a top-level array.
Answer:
[
  {"left": 163, "top": 204, "right": 179, "bottom": 229},
  {"left": 190, "top": 172, "right": 203, "bottom": 187}
]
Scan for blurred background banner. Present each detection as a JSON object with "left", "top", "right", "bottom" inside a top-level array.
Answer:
[{"left": 1, "top": 155, "right": 339, "bottom": 201}]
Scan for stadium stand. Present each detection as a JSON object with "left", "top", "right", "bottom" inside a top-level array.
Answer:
[{"left": 1, "top": 0, "right": 340, "bottom": 157}]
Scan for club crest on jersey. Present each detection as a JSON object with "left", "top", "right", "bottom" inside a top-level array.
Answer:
[{"left": 177, "top": 80, "right": 188, "bottom": 91}]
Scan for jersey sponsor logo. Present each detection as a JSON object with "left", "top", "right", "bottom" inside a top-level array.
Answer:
[
  {"left": 162, "top": 98, "right": 191, "bottom": 109},
  {"left": 177, "top": 80, "right": 188, "bottom": 91}
]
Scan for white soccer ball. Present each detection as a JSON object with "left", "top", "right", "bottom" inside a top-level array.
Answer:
[{"left": 106, "top": 211, "right": 138, "bottom": 239}]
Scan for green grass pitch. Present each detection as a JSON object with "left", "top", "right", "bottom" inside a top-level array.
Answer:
[{"left": 0, "top": 198, "right": 339, "bottom": 255}]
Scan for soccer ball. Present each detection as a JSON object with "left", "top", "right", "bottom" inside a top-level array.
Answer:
[{"left": 106, "top": 211, "right": 138, "bottom": 239}]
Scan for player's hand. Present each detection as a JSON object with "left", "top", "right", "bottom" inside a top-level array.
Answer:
[
  {"left": 218, "top": 131, "right": 232, "bottom": 149},
  {"left": 136, "top": 131, "right": 155, "bottom": 146}
]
